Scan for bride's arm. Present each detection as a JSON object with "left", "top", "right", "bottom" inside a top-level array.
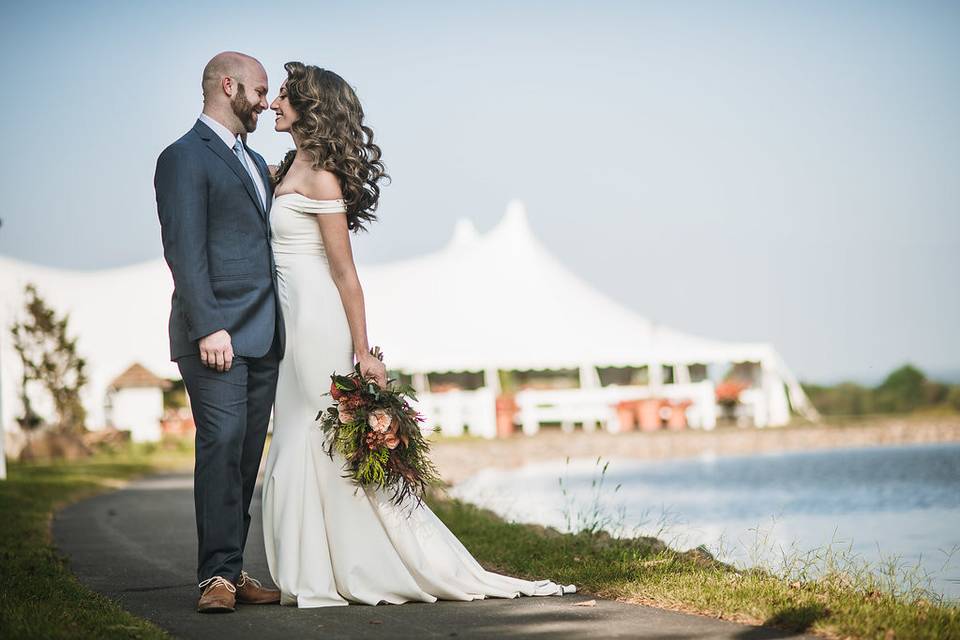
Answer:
[
  {"left": 307, "top": 172, "right": 387, "bottom": 386},
  {"left": 316, "top": 216, "right": 386, "bottom": 386}
]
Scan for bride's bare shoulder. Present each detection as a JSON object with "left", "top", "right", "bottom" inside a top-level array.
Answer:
[{"left": 300, "top": 168, "right": 343, "bottom": 201}]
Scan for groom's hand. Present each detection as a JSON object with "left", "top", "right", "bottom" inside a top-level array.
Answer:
[{"left": 199, "top": 329, "right": 233, "bottom": 372}]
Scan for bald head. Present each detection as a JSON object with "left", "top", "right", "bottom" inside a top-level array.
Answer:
[
  {"left": 202, "top": 51, "right": 266, "bottom": 101},
  {"left": 200, "top": 51, "right": 269, "bottom": 135}
]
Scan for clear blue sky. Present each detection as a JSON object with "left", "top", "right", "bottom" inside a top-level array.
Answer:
[{"left": 1, "top": 0, "right": 958, "bottom": 383}]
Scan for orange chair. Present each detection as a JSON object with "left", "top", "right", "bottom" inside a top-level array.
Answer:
[
  {"left": 495, "top": 394, "right": 518, "bottom": 438},
  {"left": 615, "top": 400, "right": 637, "bottom": 432},
  {"left": 665, "top": 400, "right": 691, "bottom": 430},
  {"left": 638, "top": 399, "right": 664, "bottom": 431}
]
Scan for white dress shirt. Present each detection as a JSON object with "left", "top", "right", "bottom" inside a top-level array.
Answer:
[{"left": 199, "top": 112, "right": 268, "bottom": 210}]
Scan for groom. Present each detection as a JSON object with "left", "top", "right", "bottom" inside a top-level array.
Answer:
[{"left": 154, "top": 52, "right": 283, "bottom": 613}]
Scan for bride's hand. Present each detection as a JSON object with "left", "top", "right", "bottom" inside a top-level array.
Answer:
[{"left": 358, "top": 353, "right": 388, "bottom": 388}]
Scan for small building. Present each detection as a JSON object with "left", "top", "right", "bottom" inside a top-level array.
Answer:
[{"left": 106, "top": 363, "right": 171, "bottom": 443}]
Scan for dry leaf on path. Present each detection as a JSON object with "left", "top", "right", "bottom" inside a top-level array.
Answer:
[{"left": 573, "top": 599, "right": 597, "bottom": 607}]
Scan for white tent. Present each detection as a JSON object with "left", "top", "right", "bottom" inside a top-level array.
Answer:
[
  {"left": 0, "top": 200, "right": 816, "bottom": 441},
  {"left": 365, "top": 201, "right": 781, "bottom": 371},
  {"left": 0, "top": 256, "right": 179, "bottom": 435},
  {"left": 360, "top": 201, "right": 817, "bottom": 434}
]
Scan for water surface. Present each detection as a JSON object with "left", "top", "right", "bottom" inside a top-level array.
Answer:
[{"left": 452, "top": 443, "right": 960, "bottom": 600}]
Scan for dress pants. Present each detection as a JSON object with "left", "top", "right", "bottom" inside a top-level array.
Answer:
[{"left": 178, "top": 334, "right": 280, "bottom": 585}]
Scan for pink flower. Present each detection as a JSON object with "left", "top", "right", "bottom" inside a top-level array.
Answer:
[
  {"left": 337, "top": 406, "right": 355, "bottom": 424},
  {"left": 368, "top": 409, "right": 393, "bottom": 434},
  {"left": 384, "top": 433, "right": 400, "bottom": 450}
]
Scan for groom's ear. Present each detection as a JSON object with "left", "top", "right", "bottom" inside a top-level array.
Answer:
[{"left": 221, "top": 75, "right": 237, "bottom": 98}]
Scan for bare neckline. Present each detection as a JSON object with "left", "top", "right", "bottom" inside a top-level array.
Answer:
[{"left": 274, "top": 191, "right": 344, "bottom": 203}]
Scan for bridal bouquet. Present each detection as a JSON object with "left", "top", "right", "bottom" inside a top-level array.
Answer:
[{"left": 316, "top": 347, "right": 440, "bottom": 506}]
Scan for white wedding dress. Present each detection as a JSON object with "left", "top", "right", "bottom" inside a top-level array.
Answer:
[{"left": 261, "top": 193, "right": 572, "bottom": 607}]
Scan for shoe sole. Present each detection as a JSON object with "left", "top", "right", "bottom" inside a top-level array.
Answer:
[
  {"left": 236, "top": 599, "right": 281, "bottom": 605},
  {"left": 197, "top": 605, "right": 235, "bottom": 613}
]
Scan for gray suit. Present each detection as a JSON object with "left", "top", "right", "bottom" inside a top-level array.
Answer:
[{"left": 155, "top": 119, "right": 283, "bottom": 585}]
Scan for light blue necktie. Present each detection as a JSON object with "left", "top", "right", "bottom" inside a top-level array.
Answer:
[{"left": 233, "top": 138, "right": 266, "bottom": 210}]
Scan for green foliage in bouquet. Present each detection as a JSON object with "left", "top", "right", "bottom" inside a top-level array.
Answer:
[{"left": 316, "top": 347, "right": 441, "bottom": 506}]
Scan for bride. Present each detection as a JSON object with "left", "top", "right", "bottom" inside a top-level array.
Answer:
[{"left": 261, "top": 61, "right": 573, "bottom": 607}]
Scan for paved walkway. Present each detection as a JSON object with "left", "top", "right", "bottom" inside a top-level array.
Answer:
[{"left": 53, "top": 473, "right": 816, "bottom": 639}]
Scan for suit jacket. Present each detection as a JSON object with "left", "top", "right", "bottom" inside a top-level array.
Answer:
[{"left": 154, "top": 119, "right": 285, "bottom": 361}]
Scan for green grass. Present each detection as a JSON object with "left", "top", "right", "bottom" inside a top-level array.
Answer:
[
  {"left": 0, "top": 441, "right": 193, "bottom": 640},
  {"left": 429, "top": 496, "right": 960, "bottom": 640},
  {"left": 4, "top": 440, "right": 958, "bottom": 640}
]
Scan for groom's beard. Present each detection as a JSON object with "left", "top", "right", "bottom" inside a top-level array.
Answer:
[{"left": 232, "top": 84, "right": 259, "bottom": 133}]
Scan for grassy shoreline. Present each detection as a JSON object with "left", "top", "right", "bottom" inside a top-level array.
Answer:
[
  {"left": 429, "top": 494, "right": 960, "bottom": 640},
  {"left": 2, "top": 439, "right": 957, "bottom": 639}
]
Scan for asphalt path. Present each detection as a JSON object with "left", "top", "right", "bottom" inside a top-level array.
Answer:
[{"left": 53, "top": 473, "right": 818, "bottom": 639}]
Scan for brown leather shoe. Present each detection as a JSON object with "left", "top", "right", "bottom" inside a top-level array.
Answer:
[
  {"left": 236, "top": 570, "right": 281, "bottom": 604},
  {"left": 197, "top": 576, "right": 236, "bottom": 613}
]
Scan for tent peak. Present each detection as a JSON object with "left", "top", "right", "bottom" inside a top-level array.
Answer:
[
  {"left": 504, "top": 199, "right": 528, "bottom": 224},
  {"left": 450, "top": 219, "right": 479, "bottom": 246},
  {"left": 492, "top": 199, "right": 534, "bottom": 240}
]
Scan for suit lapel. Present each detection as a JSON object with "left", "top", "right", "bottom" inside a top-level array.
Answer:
[{"left": 193, "top": 121, "right": 267, "bottom": 220}]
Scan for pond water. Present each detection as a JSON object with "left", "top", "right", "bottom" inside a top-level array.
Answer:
[{"left": 451, "top": 443, "right": 960, "bottom": 600}]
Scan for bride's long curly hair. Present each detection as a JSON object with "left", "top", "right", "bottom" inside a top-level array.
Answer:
[{"left": 272, "top": 62, "right": 388, "bottom": 231}]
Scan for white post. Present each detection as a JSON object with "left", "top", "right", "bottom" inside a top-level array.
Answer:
[
  {"left": 439, "top": 391, "right": 466, "bottom": 437},
  {"left": 474, "top": 388, "right": 497, "bottom": 439},
  {"left": 518, "top": 393, "right": 539, "bottom": 436},
  {"left": 700, "top": 382, "right": 718, "bottom": 430},
  {"left": 760, "top": 358, "right": 791, "bottom": 427},
  {"left": 0, "top": 342, "right": 6, "bottom": 480},
  {"left": 752, "top": 361, "right": 770, "bottom": 428},
  {"left": 578, "top": 363, "right": 599, "bottom": 389},
  {"left": 578, "top": 364, "right": 603, "bottom": 432},
  {"left": 484, "top": 367, "right": 501, "bottom": 394},
  {"left": 648, "top": 361, "right": 663, "bottom": 393},
  {"left": 412, "top": 372, "right": 428, "bottom": 394}
]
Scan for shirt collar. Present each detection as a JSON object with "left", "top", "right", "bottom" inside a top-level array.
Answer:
[{"left": 199, "top": 113, "right": 242, "bottom": 151}]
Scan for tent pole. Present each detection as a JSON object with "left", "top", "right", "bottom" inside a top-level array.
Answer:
[
  {"left": 412, "top": 372, "right": 428, "bottom": 394},
  {"left": 649, "top": 361, "right": 663, "bottom": 393},
  {"left": 484, "top": 367, "right": 500, "bottom": 394}
]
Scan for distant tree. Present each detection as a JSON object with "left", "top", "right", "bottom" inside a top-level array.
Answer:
[
  {"left": 10, "top": 284, "right": 88, "bottom": 435},
  {"left": 948, "top": 386, "right": 960, "bottom": 412},
  {"left": 872, "top": 364, "right": 926, "bottom": 414},
  {"left": 922, "top": 380, "right": 949, "bottom": 405},
  {"left": 802, "top": 382, "right": 874, "bottom": 416},
  {"left": 803, "top": 364, "right": 960, "bottom": 417}
]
